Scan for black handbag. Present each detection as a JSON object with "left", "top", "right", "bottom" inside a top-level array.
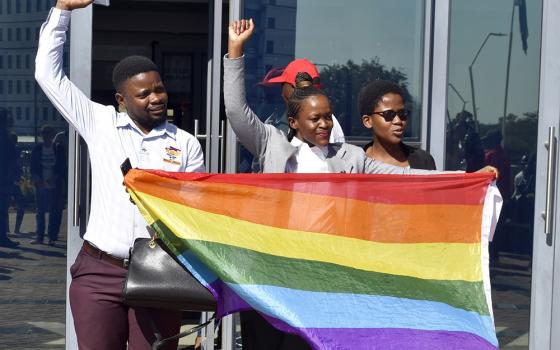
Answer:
[
  {"left": 123, "top": 237, "right": 216, "bottom": 312},
  {"left": 123, "top": 237, "right": 217, "bottom": 349}
]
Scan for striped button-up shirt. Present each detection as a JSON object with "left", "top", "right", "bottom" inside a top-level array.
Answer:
[{"left": 36, "top": 8, "right": 205, "bottom": 258}]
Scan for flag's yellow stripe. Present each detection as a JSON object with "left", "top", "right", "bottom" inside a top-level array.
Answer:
[{"left": 137, "top": 191, "right": 482, "bottom": 282}]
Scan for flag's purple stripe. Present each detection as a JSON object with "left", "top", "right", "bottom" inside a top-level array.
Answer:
[
  {"left": 208, "top": 279, "right": 252, "bottom": 317},
  {"left": 261, "top": 319, "right": 499, "bottom": 350}
]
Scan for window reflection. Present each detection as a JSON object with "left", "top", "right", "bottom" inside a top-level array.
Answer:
[
  {"left": 239, "top": 0, "right": 426, "bottom": 172},
  {"left": 0, "top": 0, "right": 69, "bottom": 347},
  {"left": 446, "top": 1, "right": 541, "bottom": 348},
  {"left": 242, "top": 0, "right": 425, "bottom": 141}
]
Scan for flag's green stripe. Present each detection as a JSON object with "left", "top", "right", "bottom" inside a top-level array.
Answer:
[{"left": 154, "top": 221, "right": 488, "bottom": 316}]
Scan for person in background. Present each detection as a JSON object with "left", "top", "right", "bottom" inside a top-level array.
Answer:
[
  {"left": 30, "top": 125, "right": 66, "bottom": 246},
  {"left": 0, "top": 108, "right": 19, "bottom": 248},
  {"left": 36, "top": 1, "right": 204, "bottom": 348},
  {"left": 359, "top": 80, "right": 436, "bottom": 170},
  {"left": 483, "top": 130, "right": 511, "bottom": 199},
  {"left": 8, "top": 131, "right": 28, "bottom": 236}
]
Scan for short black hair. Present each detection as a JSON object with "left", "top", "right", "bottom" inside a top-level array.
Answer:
[
  {"left": 112, "top": 55, "right": 160, "bottom": 91},
  {"left": 358, "top": 80, "right": 405, "bottom": 116}
]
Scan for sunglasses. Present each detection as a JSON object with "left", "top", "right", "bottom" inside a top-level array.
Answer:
[{"left": 371, "top": 109, "right": 410, "bottom": 122}]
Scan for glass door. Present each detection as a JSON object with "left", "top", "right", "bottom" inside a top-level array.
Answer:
[
  {"left": 0, "top": 0, "right": 72, "bottom": 348},
  {"left": 444, "top": 1, "right": 542, "bottom": 347},
  {"left": 435, "top": 0, "right": 560, "bottom": 349},
  {"left": 531, "top": 0, "right": 560, "bottom": 348}
]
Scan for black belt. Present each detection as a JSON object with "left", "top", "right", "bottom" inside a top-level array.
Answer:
[{"left": 82, "top": 241, "right": 129, "bottom": 269}]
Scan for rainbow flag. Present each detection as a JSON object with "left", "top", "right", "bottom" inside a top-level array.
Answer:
[{"left": 125, "top": 170, "right": 501, "bottom": 350}]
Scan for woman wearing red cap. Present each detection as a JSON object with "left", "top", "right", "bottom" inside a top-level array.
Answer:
[{"left": 259, "top": 58, "right": 346, "bottom": 144}]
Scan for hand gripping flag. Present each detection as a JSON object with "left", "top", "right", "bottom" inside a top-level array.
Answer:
[{"left": 125, "top": 170, "right": 501, "bottom": 350}]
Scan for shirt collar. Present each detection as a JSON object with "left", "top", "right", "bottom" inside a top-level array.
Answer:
[
  {"left": 290, "top": 137, "right": 329, "bottom": 157},
  {"left": 116, "top": 112, "right": 176, "bottom": 140}
]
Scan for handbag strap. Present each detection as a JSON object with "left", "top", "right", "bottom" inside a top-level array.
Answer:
[{"left": 151, "top": 315, "right": 216, "bottom": 350}]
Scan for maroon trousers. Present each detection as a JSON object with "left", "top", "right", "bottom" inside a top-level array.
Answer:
[{"left": 69, "top": 247, "right": 182, "bottom": 350}]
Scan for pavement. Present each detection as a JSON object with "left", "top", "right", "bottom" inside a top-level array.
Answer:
[{"left": 0, "top": 209, "right": 531, "bottom": 349}]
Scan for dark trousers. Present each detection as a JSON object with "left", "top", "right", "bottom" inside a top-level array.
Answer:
[
  {"left": 69, "top": 248, "right": 182, "bottom": 350},
  {"left": 34, "top": 187, "right": 62, "bottom": 242},
  {"left": 0, "top": 193, "right": 8, "bottom": 240},
  {"left": 240, "top": 310, "right": 311, "bottom": 350}
]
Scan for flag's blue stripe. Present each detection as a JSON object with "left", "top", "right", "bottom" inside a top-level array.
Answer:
[
  {"left": 176, "top": 250, "right": 219, "bottom": 286},
  {"left": 226, "top": 283, "right": 498, "bottom": 347}
]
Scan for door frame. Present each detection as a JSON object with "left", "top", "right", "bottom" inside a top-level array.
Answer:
[
  {"left": 532, "top": 0, "right": 560, "bottom": 348},
  {"left": 66, "top": 6, "right": 93, "bottom": 350}
]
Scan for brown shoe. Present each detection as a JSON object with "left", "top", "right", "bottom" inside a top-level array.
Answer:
[{"left": 30, "top": 239, "right": 44, "bottom": 245}]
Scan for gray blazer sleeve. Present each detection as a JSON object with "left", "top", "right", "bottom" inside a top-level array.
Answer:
[{"left": 223, "top": 55, "right": 270, "bottom": 157}]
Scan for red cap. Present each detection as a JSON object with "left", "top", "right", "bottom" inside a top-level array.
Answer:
[{"left": 259, "top": 58, "right": 320, "bottom": 86}]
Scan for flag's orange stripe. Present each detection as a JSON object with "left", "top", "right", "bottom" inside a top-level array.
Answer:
[
  {"left": 126, "top": 171, "right": 482, "bottom": 244},
  {"left": 143, "top": 170, "right": 493, "bottom": 205}
]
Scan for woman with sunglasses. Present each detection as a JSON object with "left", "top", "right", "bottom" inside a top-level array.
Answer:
[{"left": 360, "top": 80, "right": 436, "bottom": 170}]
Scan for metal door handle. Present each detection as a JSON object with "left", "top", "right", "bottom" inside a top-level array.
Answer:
[
  {"left": 543, "top": 126, "right": 557, "bottom": 235},
  {"left": 194, "top": 119, "right": 207, "bottom": 140},
  {"left": 72, "top": 131, "right": 80, "bottom": 226},
  {"left": 219, "top": 120, "right": 226, "bottom": 172}
]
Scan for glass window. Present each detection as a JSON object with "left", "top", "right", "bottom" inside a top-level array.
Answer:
[
  {"left": 237, "top": 0, "right": 426, "bottom": 173},
  {"left": 0, "top": 3, "right": 70, "bottom": 348},
  {"left": 267, "top": 17, "right": 276, "bottom": 29},
  {"left": 265, "top": 40, "right": 274, "bottom": 54},
  {"left": 445, "top": 1, "right": 542, "bottom": 347},
  {"left": 241, "top": 0, "right": 426, "bottom": 143}
]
